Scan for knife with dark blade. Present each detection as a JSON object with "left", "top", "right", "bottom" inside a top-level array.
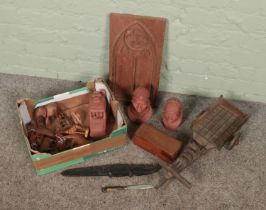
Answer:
[{"left": 61, "top": 164, "right": 161, "bottom": 177}]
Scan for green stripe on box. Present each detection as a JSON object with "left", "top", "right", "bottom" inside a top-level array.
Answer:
[
  {"left": 31, "top": 153, "right": 52, "bottom": 161},
  {"left": 110, "top": 126, "right": 127, "bottom": 138},
  {"left": 69, "top": 87, "right": 89, "bottom": 94},
  {"left": 35, "top": 96, "right": 54, "bottom": 106},
  {"left": 36, "top": 157, "right": 85, "bottom": 175},
  {"left": 82, "top": 144, "right": 127, "bottom": 161},
  {"left": 36, "top": 144, "right": 128, "bottom": 175},
  {"left": 34, "top": 87, "right": 89, "bottom": 107}
]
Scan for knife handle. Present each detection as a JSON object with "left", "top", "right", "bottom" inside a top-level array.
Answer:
[{"left": 102, "top": 186, "right": 126, "bottom": 192}]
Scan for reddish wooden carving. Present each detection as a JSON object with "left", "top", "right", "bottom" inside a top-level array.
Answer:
[
  {"left": 127, "top": 87, "right": 152, "bottom": 123},
  {"left": 88, "top": 91, "right": 107, "bottom": 138},
  {"left": 109, "top": 13, "right": 166, "bottom": 105},
  {"left": 162, "top": 98, "right": 183, "bottom": 131}
]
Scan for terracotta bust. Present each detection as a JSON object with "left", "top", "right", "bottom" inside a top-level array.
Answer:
[
  {"left": 127, "top": 87, "right": 152, "bottom": 123},
  {"left": 162, "top": 98, "right": 183, "bottom": 131}
]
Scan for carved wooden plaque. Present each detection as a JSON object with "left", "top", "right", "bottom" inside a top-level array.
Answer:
[{"left": 109, "top": 13, "right": 166, "bottom": 105}]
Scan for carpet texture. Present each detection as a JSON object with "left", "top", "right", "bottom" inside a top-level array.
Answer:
[{"left": 0, "top": 73, "right": 265, "bottom": 210}]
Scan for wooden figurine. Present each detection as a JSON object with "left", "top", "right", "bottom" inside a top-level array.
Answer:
[
  {"left": 127, "top": 87, "right": 152, "bottom": 123},
  {"left": 88, "top": 91, "right": 107, "bottom": 138},
  {"left": 162, "top": 98, "right": 183, "bottom": 131},
  {"left": 109, "top": 13, "right": 166, "bottom": 105}
]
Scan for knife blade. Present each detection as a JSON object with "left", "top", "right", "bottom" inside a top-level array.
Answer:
[{"left": 61, "top": 164, "right": 161, "bottom": 177}]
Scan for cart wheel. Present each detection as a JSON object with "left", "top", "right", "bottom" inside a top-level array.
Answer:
[{"left": 225, "top": 133, "right": 241, "bottom": 150}]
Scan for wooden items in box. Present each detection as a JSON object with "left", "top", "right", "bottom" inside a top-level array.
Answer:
[
  {"left": 27, "top": 89, "right": 110, "bottom": 154},
  {"left": 17, "top": 79, "right": 128, "bottom": 175}
]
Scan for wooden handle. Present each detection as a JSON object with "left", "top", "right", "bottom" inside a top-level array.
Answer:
[{"left": 102, "top": 186, "right": 126, "bottom": 192}]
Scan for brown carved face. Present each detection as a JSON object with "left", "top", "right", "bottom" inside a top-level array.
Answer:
[
  {"left": 163, "top": 99, "right": 182, "bottom": 126},
  {"left": 131, "top": 87, "right": 151, "bottom": 114},
  {"left": 132, "top": 96, "right": 148, "bottom": 113},
  {"left": 164, "top": 108, "right": 180, "bottom": 124}
]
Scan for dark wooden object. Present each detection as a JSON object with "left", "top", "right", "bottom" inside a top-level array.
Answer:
[
  {"left": 132, "top": 123, "right": 182, "bottom": 163},
  {"left": 109, "top": 13, "right": 166, "bottom": 105}
]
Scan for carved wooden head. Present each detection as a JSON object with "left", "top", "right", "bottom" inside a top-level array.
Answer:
[
  {"left": 162, "top": 98, "right": 183, "bottom": 131},
  {"left": 132, "top": 87, "right": 151, "bottom": 113}
]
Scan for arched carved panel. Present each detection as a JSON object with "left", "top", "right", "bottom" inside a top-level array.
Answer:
[{"left": 109, "top": 13, "right": 166, "bottom": 105}]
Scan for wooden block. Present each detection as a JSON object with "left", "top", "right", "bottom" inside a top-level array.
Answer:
[
  {"left": 109, "top": 13, "right": 166, "bottom": 105},
  {"left": 132, "top": 123, "right": 182, "bottom": 163}
]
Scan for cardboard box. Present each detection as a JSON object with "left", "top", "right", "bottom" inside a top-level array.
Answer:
[{"left": 17, "top": 78, "right": 128, "bottom": 175}]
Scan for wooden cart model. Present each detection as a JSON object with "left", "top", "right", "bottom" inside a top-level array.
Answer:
[{"left": 158, "top": 95, "right": 249, "bottom": 188}]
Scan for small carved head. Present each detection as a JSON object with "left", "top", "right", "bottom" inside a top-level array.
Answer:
[
  {"left": 162, "top": 98, "right": 183, "bottom": 130},
  {"left": 132, "top": 87, "right": 150, "bottom": 113}
]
